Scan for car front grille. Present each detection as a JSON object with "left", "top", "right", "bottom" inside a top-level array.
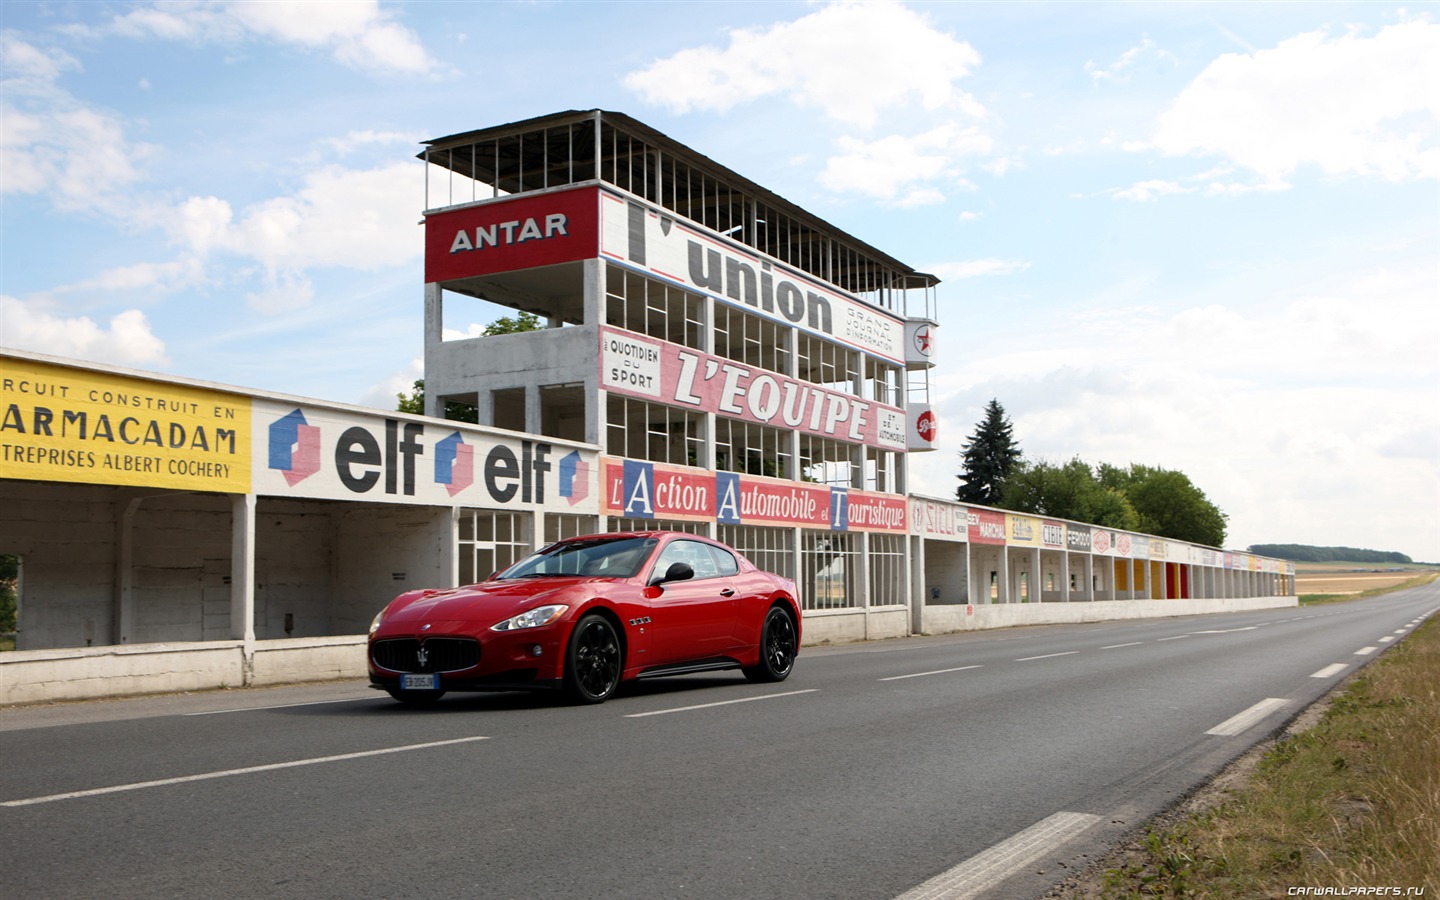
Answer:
[{"left": 371, "top": 637, "right": 481, "bottom": 674}]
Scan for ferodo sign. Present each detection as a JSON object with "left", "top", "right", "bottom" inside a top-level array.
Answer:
[
  {"left": 253, "top": 401, "right": 594, "bottom": 511},
  {"left": 601, "top": 327, "right": 906, "bottom": 450},
  {"left": 1, "top": 356, "right": 250, "bottom": 493}
]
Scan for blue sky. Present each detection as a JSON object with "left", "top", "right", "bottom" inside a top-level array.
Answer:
[{"left": 2, "top": 1, "right": 1437, "bottom": 561}]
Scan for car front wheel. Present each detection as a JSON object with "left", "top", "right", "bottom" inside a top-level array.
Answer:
[
  {"left": 564, "top": 613, "right": 623, "bottom": 704},
  {"left": 744, "top": 606, "right": 797, "bottom": 683}
]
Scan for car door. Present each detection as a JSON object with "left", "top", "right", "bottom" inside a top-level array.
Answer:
[{"left": 645, "top": 539, "right": 738, "bottom": 665}]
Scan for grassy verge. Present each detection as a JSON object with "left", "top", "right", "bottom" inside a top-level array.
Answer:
[{"left": 1079, "top": 605, "right": 1439, "bottom": 898}]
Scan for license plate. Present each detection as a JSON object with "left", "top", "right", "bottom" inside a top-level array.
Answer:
[{"left": 400, "top": 673, "right": 439, "bottom": 691}]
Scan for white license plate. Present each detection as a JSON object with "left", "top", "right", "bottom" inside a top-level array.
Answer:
[{"left": 400, "top": 673, "right": 439, "bottom": 691}]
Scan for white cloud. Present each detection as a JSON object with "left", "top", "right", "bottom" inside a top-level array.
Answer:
[
  {"left": 0, "top": 296, "right": 168, "bottom": 366},
  {"left": 224, "top": 161, "right": 423, "bottom": 274},
  {"left": 929, "top": 259, "right": 1031, "bottom": 280},
  {"left": 625, "top": 0, "right": 983, "bottom": 129},
  {"left": 1113, "top": 179, "right": 1193, "bottom": 202},
  {"left": 1085, "top": 36, "right": 1178, "bottom": 85},
  {"left": 820, "top": 124, "right": 990, "bottom": 205},
  {"left": 0, "top": 35, "right": 155, "bottom": 213},
  {"left": 94, "top": 0, "right": 437, "bottom": 74},
  {"left": 1146, "top": 19, "right": 1440, "bottom": 183},
  {"left": 909, "top": 262, "right": 1440, "bottom": 559}
]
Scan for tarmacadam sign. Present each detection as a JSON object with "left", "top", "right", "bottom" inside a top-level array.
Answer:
[{"left": 2, "top": 357, "right": 250, "bottom": 493}]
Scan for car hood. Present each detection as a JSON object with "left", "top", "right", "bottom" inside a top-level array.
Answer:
[{"left": 383, "top": 577, "right": 594, "bottom": 627}]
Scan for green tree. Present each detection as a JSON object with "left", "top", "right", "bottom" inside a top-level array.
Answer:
[
  {"left": 396, "top": 311, "right": 544, "bottom": 420},
  {"left": 999, "top": 457, "right": 1138, "bottom": 530},
  {"left": 1100, "top": 464, "right": 1227, "bottom": 546},
  {"left": 956, "top": 399, "right": 1023, "bottom": 505}
]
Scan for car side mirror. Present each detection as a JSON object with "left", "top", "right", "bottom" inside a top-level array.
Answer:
[{"left": 649, "top": 561, "right": 695, "bottom": 587}]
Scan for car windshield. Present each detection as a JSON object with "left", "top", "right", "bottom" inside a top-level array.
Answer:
[{"left": 496, "top": 536, "right": 658, "bottom": 580}]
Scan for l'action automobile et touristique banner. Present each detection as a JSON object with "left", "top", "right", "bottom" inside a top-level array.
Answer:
[
  {"left": 1, "top": 357, "right": 251, "bottom": 493},
  {"left": 601, "top": 457, "right": 907, "bottom": 533},
  {"left": 600, "top": 326, "right": 907, "bottom": 451}
]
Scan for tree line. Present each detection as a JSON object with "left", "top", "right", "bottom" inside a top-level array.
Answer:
[
  {"left": 1246, "top": 544, "right": 1413, "bottom": 564},
  {"left": 956, "top": 399, "right": 1228, "bottom": 548}
]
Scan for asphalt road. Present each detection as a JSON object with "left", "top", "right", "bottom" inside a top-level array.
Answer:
[{"left": 3, "top": 582, "right": 1436, "bottom": 900}]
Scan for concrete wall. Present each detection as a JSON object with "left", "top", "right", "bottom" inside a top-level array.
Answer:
[
  {"left": 0, "top": 482, "right": 120, "bottom": 649},
  {"left": 920, "top": 594, "right": 1297, "bottom": 634}
]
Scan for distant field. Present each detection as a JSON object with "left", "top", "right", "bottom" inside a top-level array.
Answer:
[{"left": 1293, "top": 562, "right": 1436, "bottom": 595}]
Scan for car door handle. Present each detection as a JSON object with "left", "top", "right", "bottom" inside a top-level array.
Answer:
[{"left": 720, "top": 588, "right": 735, "bottom": 597}]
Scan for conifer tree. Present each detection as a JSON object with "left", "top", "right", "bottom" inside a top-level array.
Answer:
[{"left": 956, "top": 399, "right": 1022, "bottom": 505}]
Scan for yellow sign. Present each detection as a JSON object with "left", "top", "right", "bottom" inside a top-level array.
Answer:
[{"left": 1, "top": 357, "right": 251, "bottom": 493}]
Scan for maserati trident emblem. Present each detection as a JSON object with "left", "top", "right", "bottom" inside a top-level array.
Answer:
[{"left": 416, "top": 646, "right": 429, "bottom": 668}]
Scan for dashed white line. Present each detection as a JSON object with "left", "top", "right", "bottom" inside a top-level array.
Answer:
[
  {"left": 1379, "top": 637, "right": 1395, "bottom": 643},
  {"left": 1, "top": 736, "right": 490, "bottom": 807},
  {"left": 1355, "top": 646, "right": 1379, "bottom": 656},
  {"left": 624, "top": 689, "right": 818, "bottom": 718},
  {"left": 1156, "top": 635, "right": 1189, "bottom": 642},
  {"left": 1100, "top": 642, "right": 1144, "bottom": 650},
  {"left": 893, "top": 811, "right": 1102, "bottom": 900},
  {"left": 1206, "top": 698, "right": 1289, "bottom": 736},
  {"left": 881, "top": 666, "right": 983, "bottom": 682},
  {"left": 1014, "top": 651, "right": 1079, "bottom": 662},
  {"left": 1310, "top": 664, "right": 1349, "bottom": 679}
]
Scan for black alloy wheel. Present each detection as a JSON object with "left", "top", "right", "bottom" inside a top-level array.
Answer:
[
  {"left": 564, "top": 614, "right": 623, "bottom": 703},
  {"left": 744, "top": 606, "right": 797, "bottom": 683}
]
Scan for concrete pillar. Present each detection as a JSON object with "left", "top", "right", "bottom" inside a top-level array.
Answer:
[{"left": 230, "top": 493, "right": 256, "bottom": 644}]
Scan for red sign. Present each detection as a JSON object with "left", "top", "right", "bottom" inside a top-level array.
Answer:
[
  {"left": 424, "top": 186, "right": 600, "bottom": 283},
  {"left": 969, "top": 508, "right": 1007, "bottom": 545},
  {"left": 600, "top": 327, "right": 906, "bottom": 450}
]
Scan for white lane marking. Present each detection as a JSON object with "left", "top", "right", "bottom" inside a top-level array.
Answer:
[
  {"left": 1355, "top": 646, "right": 1379, "bottom": 656},
  {"left": 1206, "top": 698, "right": 1289, "bottom": 736},
  {"left": 1156, "top": 635, "right": 1189, "bottom": 642},
  {"left": 1, "top": 736, "right": 490, "bottom": 808},
  {"left": 1014, "top": 651, "right": 1079, "bottom": 662},
  {"left": 881, "top": 666, "right": 983, "bottom": 682},
  {"left": 186, "top": 697, "right": 377, "bottom": 716},
  {"left": 893, "top": 811, "right": 1101, "bottom": 900},
  {"left": 624, "top": 689, "right": 817, "bottom": 718},
  {"left": 1311, "top": 663, "right": 1349, "bottom": 679},
  {"left": 1193, "top": 627, "right": 1258, "bottom": 634},
  {"left": 1100, "top": 642, "right": 1144, "bottom": 650},
  {"left": 1393, "top": 629, "right": 1409, "bottom": 634},
  {"left": 1379, "top": 637, "right": 1396, "bottom": 643}
]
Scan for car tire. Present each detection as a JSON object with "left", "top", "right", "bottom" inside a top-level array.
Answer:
[
  {"left": 564, "top": 613, "right": 623, "bottom": 704},
  {"left": 744, "top": 606, "right": 797, "bottom": 683},
  {"left": 384, "top": 687, "right": 445, "bottom": 705}
]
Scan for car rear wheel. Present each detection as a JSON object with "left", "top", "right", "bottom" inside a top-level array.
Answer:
[
  {"left": 564, "top": 614, "right": 623, "bottom": 704},
  {"left": 384, "top": 687, "right": 445, "bottom": 705},
  {"left": 744, "top": 606, "right": 797, "bottom": 683}
]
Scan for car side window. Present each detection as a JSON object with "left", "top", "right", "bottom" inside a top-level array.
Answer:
[
  {"left": 653, "top": 540, "right": 720, "bottom": 580},
  {"left": 708, "top": 545, "right": 739, "bottom": 576}
]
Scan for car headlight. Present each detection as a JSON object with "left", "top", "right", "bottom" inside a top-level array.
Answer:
[
  {"left": 369, "top": 609, "right": 384, "bottom": 636},
  {"left": 491, "top": 604, "right": 569, "bottom": 632}
]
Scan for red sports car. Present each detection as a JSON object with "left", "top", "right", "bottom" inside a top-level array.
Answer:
[{"left": 368, "top": 531, "right": 801, "bottom": 705}]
